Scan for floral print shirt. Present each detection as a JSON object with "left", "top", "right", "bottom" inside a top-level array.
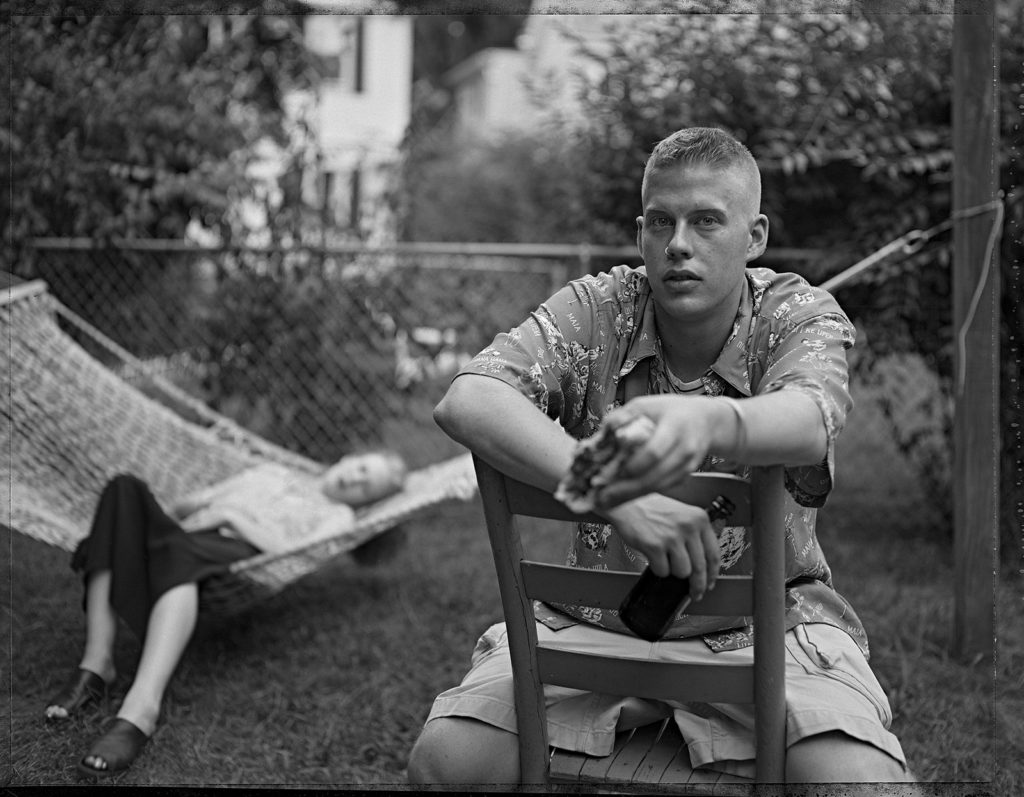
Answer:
[{"left": 458, "top": 265, "right": 869, "bottom": 656}]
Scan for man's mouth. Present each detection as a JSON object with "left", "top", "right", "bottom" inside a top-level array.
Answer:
[{"left": 663, "top": 270, "right": 700, "bottom": 284}]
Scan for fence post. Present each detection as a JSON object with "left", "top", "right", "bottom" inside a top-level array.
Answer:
[
  {"left": 951, "top": 0, "right": 999, "bottom": 661},
  {"left": 578, "top": 243, "right": 592, "bottom": 278}
]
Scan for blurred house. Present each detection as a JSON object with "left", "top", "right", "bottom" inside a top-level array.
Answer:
[
  {"left": 300, "top": 12, "right": 413, "bottom": 240},
  {"left": 442, "top": 14, "right": 612, "bottom": 142},
  {"left": 186, "top": 11, "right": 414, "bottom": 246}
]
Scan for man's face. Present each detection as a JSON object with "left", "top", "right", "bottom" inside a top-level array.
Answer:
[{"left": 636, "top": 162, "right": 768, "bottom": 325}]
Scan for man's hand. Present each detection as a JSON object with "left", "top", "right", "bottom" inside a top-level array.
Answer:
[
  {"left": 603, "top": 493, "right": 721, "bottom": 601},
  {"left": 595, "top": 395, "right": 729, "bottom": 509}
]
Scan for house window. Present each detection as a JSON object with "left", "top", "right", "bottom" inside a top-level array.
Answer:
[
  {"left": 319, "top": 168, "right": 361, "bottom": 231},
  {"left": 312, "top": 53, "right": 340, "bottom": 80},
  {"left": 349, "top": 168, "right": 362, "bottom": 230},
  {"left": 322, "top": 170, "right": 337, "bottom": 222},
  {"left": 338, "top": 18, "right": 365, "bottom": 93}
]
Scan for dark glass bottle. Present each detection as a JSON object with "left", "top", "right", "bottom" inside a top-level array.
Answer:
[{"left": 618, "top": 494, "right": 736, "bottom": 641}]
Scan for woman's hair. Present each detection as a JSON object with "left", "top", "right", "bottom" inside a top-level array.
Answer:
[{"left": 359, "top": 448, "right": 408, "bottom": 492}]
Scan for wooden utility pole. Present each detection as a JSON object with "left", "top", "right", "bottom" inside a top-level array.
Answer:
[{"left": 952, "top": 0, "right": 1000, "bottom": 659}]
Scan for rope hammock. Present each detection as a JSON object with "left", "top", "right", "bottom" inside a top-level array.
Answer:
[{"left": 1, "top": 277, "right": 478, "bottom": 621}]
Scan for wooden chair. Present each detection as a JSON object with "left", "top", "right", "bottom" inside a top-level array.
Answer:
[{"left": 472, "top": 454, "right": 789, "bottom": 791}]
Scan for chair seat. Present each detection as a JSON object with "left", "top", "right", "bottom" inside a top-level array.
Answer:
[{"left": 549, "top": 718, "right": 750, "bottom": 793}]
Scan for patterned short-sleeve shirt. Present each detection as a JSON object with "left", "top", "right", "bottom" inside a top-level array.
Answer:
[{"left": 458, "top": 265, "right": 869, "bottom": 656}]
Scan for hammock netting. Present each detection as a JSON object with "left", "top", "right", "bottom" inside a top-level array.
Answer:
[{"left": 1, "top": 278, "right": 478, "bottom": 621}]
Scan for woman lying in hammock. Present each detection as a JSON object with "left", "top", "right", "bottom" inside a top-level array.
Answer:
[{"left": 44, "top": 449, "right": 408, "bottom": 779}]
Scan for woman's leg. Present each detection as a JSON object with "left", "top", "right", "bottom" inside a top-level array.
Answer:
[
  {"left": 118, "top": 581, "right": 199, "bottom": 735},
  {"left": 45, "top": 570, "right": 119, "bottom": 720},
  {"left": 78, "top": 570, "right": 119, "bottom": 684},
  {"left": 80, "top": 581, "right": 199, "bottom": 772}
]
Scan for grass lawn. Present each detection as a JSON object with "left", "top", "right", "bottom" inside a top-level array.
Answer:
[{"left": 2, "top": 388, "right": 1020, "bottom": 792}]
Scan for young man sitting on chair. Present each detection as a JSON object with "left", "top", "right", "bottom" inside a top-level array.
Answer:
[{"left": 408, "top": 127, "right": 914, "bottom": 784}]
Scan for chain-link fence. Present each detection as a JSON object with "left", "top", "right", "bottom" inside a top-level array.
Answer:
[
  {"left": 21, "top": 241, "right": 634, "bottom": 469},
  {"left": 18, "top": 239, "right": 954, "bottom": 525}
]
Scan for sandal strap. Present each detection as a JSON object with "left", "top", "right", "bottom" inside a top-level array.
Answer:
[
  {"left": 47, "top": 668, "right": 106, "bottom": 713},
  {"left": 80, "top": 718, "right": 149, "bottom": 773}
]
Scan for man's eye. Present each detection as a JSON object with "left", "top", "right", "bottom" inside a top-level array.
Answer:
[
  {"left": 695, "top": 215, "right": 719, "bottom": 227},
  {"left": 649, "top": 216, "right": 672, "bottom": 228}
]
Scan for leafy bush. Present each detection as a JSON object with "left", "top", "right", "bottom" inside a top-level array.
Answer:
[
  {"left": 2, "top": 9, "right": 313, "bottom": 269},
  {"left": 565, "top": 7, "right": 1021, "bottom": 555},
  {"left": 398, "top": 130, "right": 619, "bottom": 244},
  {"left": 196, "top": 263, "right": 399, "bottom": 462}
]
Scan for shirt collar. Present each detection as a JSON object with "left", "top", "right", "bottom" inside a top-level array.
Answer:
[{"left": 622, "top": 269, "right": 755, "bottom": 398}]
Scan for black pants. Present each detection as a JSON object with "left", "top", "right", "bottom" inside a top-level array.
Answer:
[{"left": 72, "top": 474, "right": 259, "bottom": 639}]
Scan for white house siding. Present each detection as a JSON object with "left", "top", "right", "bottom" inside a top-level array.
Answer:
[
  {"left": 304, "top": 14, "right": 413, "bottom": 238},
  {"left": 443, "top": 14, "right": 617, "bottom": 141}
]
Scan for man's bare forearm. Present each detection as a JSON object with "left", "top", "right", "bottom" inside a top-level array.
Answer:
[
  {"left": 595, "top": 389, "right": 831, "bottom": 509},
  {"left": 707, "top": 390, "right": 829, "bottom": 467},
  {"left": 433, "top": 374, "right": 577, "bottom": 491}
]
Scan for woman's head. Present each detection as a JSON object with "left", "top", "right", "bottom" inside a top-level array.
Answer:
[{"left": 320, "top": 449, "right": 408, "bottom": 507}]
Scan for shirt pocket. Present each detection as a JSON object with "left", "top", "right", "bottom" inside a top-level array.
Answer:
[
  {"left": 790, "top": 623, "right": 893, "bottom": 728},
  {"left": 534, "top": 600, "right": 581, "bottom": 632}
]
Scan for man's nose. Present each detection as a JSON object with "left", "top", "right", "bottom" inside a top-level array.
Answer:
[{"left": 665, "top": 223, "right": 693, "bottom": 259}]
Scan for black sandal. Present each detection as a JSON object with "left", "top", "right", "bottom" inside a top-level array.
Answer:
[
  {"left": 76, "top": 718, "right": 149, "bottom": 778},
  {"left": 44, "top": 668, "right": 107, "bottom": 721}
]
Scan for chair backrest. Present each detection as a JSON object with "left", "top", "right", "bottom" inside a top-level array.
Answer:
[{"left": 471, "top": 454, "right": 788, "bottom": 785}]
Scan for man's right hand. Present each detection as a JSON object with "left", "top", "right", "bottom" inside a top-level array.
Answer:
[{"left": 602, "top": 493, "right": 721, "bottom": 601}]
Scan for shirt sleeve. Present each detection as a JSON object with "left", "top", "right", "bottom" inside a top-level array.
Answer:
[
  {"left": 757, "top": 286, "right": 856, "bottom": 507},
  {"left": 456, "top": 275, "right": 611, "bottom": 429}
]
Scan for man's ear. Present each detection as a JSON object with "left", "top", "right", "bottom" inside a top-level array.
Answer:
[
  {"left": 746, "top": 214, "right": 769, "bottom": 262},
  {"left": 635, "top": 216, "right": 644, "bottom": 258}
]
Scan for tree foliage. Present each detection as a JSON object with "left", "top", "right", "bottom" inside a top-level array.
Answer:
[
  {"left": 2, "top": 5, "right": 315, "bottom": 266},
  {"left": 410, "top": 9, "right": 530, "bottom": 86},
  {"left": 570, "top": 7, "right": 1020, "bottom": 557},
  {"left": 398, "top": 131, "right": 609, "bottom": 244},
  {"left": 398, "top": 6, "right": 1022, "bottom": 556}
]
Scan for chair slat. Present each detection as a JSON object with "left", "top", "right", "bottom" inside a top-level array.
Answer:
[
  {"left": 575, "top": 727, "right": 638, "bottom": 781},
  {"left": 503, "top": 479, "right": 606, "bottom": 522},
  {"left": 604, "top": 721, "right": 670, "bottom": 784},
  {"left": 550, "top": 720, "right": 732, "bottom": 788},
  {"left": 522, "top": 561, "right": 754, "bottom": 615},
  {"left": 629, "top": 720, "right": 687, "bottom": 784},
  {"left": 536, "top": 647, "right": 755, "bottom": 703},
  {"left": 548, "top": 747, "right": 589, "bottom": 781},
  {"left": 661, "top": 745, "right": 736, "bottom": 787},
  {"left": 503, "top": 471, "right": 752, "bottom": 526}
]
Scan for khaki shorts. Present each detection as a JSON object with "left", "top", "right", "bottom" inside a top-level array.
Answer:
[{"left": 426, "top": 620, "right": 907, "bottom": 778}]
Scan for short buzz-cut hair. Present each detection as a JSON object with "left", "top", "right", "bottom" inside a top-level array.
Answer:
[{"left": 642, "top": 127, "right": 761, "bottom": 209}]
